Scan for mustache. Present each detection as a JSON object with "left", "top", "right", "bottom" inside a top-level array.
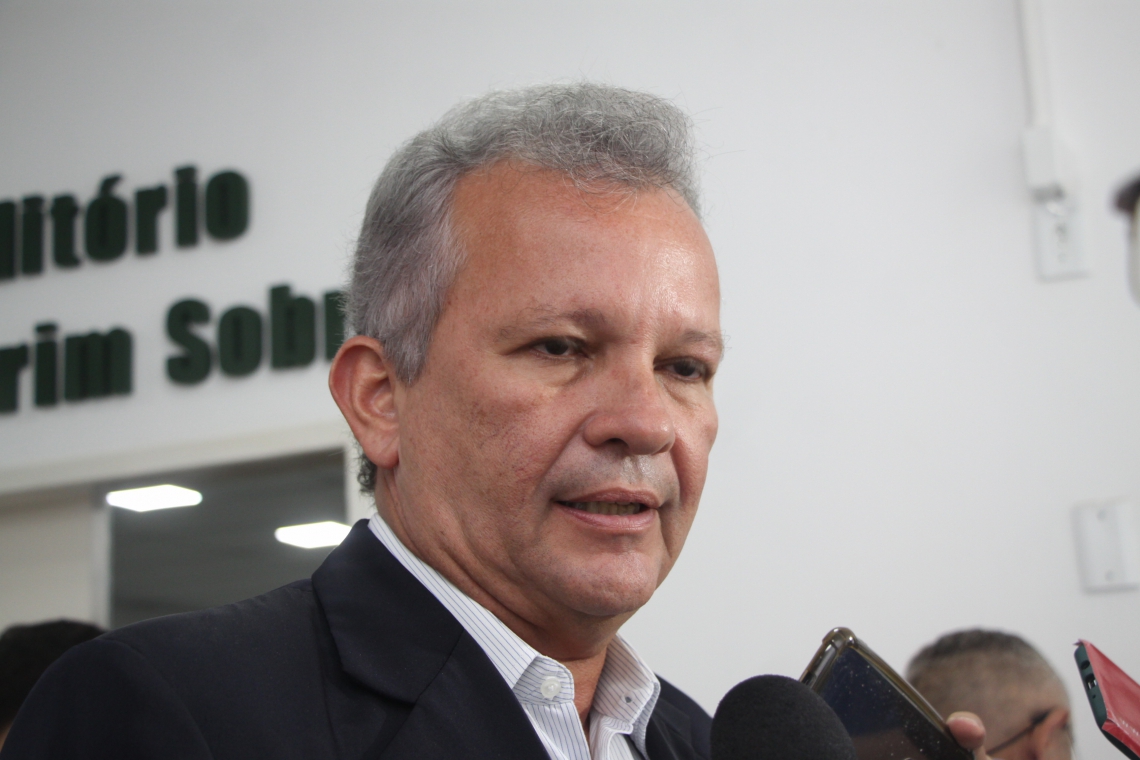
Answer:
[{"left": 545, "top": 454, "right": 679, "bottom": 505}]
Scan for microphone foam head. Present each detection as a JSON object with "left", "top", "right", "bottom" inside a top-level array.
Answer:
[{"left": 712, "top": 674, "right": 857, "bottom": 760}]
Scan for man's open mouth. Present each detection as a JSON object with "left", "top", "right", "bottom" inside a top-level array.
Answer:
[{"left": 558, "top": 501, "right": 647, "bottom": 516}]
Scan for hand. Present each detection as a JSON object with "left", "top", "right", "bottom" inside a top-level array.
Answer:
[{"left": 946, "top": 712, "right": 992, "bottom": 760}]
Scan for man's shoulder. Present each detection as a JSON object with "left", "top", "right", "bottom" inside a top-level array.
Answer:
[
  {"left": 2, "top": 580, "right": 347, "bottom": 760},
  {"left": 100, "top": 578, "right": 331, "bottom": 697},
  {"left": 108, "top": 578, "right": 319, "bottom": 660},
  {"left": 654, "top": 676, "right": 712, "bottom": 759}
]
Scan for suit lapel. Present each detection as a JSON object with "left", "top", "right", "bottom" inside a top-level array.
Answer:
[
  {"left": 645, "top": 697, "right": 701, "bottom": 760},
  {"left": 313, "top": 522, "right": 703, "bottom": 760},
  {"left": 379, "top": 635, "right": 549, "bottom": 760},
  {"left": 312, "top": 522, "right": 547, "bottom": 760}
]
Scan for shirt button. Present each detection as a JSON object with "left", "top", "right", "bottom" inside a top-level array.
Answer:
[{"left": 540, "top": 676, "right": 562, "bottom": 699}]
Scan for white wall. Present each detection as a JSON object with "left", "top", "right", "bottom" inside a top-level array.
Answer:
[
  {"left": 0, "top": 489, "right": 108, "bottom": 630},
  {"left": 2, "top": 2, "right": 1139, "bottom": 757}
]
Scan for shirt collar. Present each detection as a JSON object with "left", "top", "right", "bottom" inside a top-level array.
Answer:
[
  {"left": 592, "top": 635, "right": 661, "bottom": 752},
  {"left": 368, "top": 513, "right": 661, "bottom": 754}
]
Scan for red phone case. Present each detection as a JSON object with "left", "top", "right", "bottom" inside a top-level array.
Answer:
[{"left": 1079, "top": 640, "right": 1140, "bottom": 757}]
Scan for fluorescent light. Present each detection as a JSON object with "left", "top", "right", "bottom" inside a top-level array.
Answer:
[
  {"left": 274, "top": 521, "right": 350, "bottom": 549},
  {"left": 106, "top": 484, "right": 202, "bottom": 512}
]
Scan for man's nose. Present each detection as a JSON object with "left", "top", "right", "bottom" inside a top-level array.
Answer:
[{"left": 582, "top": 365, "right": 675, "bottom": 456}]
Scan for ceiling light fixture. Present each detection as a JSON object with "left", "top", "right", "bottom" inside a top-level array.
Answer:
[
  {"left": 274, "top": 521, "right": 351, "bottom": 549},
  {"left": 106, "top": 484, "right": 203, "bottom": 512}
]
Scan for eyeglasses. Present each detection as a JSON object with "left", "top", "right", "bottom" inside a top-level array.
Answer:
[{"left": 985, "top": 708, "right": 1065, "bottom": 756}]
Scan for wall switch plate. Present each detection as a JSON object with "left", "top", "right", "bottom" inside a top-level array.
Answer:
[
  {"left": 1073, "top": 499, "right": 1140, "bottom": 592},
  {"left": 1034, "top": 196, "right": 1086, "bottom": 280}
]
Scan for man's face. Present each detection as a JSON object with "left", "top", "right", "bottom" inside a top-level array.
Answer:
[{"left": 390, "top": 163, "right": 721, "bottom": 631}]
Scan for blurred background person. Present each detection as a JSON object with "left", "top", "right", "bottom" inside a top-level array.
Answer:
[
  {"left": 907, "top": 629, "right": 1073, "bottom": 760},
  {"left": 0, "top": 620, "right": 104, "bottom": 749}
]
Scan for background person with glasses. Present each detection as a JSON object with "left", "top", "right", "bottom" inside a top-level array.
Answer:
[{"left": 907, "top": 629, "right": 1074, "bottom": 760}]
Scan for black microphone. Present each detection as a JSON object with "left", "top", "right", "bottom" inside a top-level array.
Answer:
[{"left": 712, "top": 675, "right": 858, "bottom": 760}]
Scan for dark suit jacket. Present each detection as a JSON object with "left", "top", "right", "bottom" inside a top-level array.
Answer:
[{"left": 2, "top": 521, "right": 711, "bottom": 759}]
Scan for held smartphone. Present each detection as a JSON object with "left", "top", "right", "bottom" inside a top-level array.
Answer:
[
  {"left": 1075, "top": 640, "right": 1140, "bottom": 760},
  {"left": 800, "top": 628, "right": 973, "bottom": 760}
]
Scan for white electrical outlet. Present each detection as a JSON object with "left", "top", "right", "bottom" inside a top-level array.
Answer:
[
  {"left": 1072, "top": 499, "right": 1140, "bottom": 592},
  {"left": 1033, "top": 195, "right": 1086, "bottom": 280}
]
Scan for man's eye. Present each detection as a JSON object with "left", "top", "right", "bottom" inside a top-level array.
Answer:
[
  {"left": 666, "top": 359, "right": 706, "bottom": 379},
  {"left": 535, "top": 338, "right": 576, "bottom": 357}
]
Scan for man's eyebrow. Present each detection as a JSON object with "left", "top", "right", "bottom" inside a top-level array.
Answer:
[
  {"left": 498, "top": 308, "right": 609, "bottom": 340},
  {"left": 680, "top": 329, "right": 725, "bottom": 359},
  {"left": 500, "top": 309, "right": 724, "bottom": 358}
]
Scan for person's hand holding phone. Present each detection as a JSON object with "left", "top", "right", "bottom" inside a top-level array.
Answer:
[{"left": 945, "top": 712, "right": 992, "bottom": 760}]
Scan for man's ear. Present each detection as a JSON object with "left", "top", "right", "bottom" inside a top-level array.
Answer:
[
  {"left": 1027, "top": 707, "right": 1071, "bottom": 760},
  {"left": 329, "top": 336, "right": 401, "bottom": 471}
]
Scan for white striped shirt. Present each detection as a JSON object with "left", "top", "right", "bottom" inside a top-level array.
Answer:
[{"left": 369, "top": 514, "right": 661, "bottom": 760}]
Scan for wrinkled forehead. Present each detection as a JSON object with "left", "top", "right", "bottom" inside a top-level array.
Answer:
[
  {"left": 444, "top": 164, "right": 720, "bottom": 336},
  {"left": 450, "top": 163, "right": 714, "bottom": 264}
]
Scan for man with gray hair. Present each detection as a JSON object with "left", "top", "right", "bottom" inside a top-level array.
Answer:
[
  {"left": 907, "top": 630, "right": 1073, "bottom": 760},
  {"left": 3, "top": 82, "right": 718, "bottom": 760},
  {"left": 5, "top": 82, "right": 999, "bottom": 760}
]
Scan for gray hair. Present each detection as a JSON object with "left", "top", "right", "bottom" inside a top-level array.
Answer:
[{"left": 348, "top": 82, "right": 702, "bottom": 492}]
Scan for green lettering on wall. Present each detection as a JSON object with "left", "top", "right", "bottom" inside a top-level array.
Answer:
[
  {"left": 85, "top": 176, "right": 128, "bottom": 261},
  {"left": 34, "top": 323, "right": 58, "bottom": 406},
  {"left": 271, "top": 285, "right": 315, "bottom": 368},
  {"left": 21, "top": 196, "right": 44, "bottom": 274},
  {"left": 324, "top": 290, "right": 346, "bottom": 360},
  {"left": 135, "top": 185, "right": 168, "bottom": 255},
  {"left": 175, "top": 166, "right": 198, "bottom": 248},
  {"left": 218, "top": 306, "right": 262, "bottom": 376},
  {"left": 166, "top": 299, "right": 211, "bottom": 383},
  {"left": 205, "top": 171, "right": 250, "bottom": 240},
  {"left": 0, "top": 201, "right": 14, "bottom": 279},
  {"left": 50, "top": 195, "right": 81, "bottom": 268},
  {"left": 0, "top": 344, "right": 29, "bottom": 413},
  {"left": 63, "top": 328, "right": 132, "bottom": 400}
]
